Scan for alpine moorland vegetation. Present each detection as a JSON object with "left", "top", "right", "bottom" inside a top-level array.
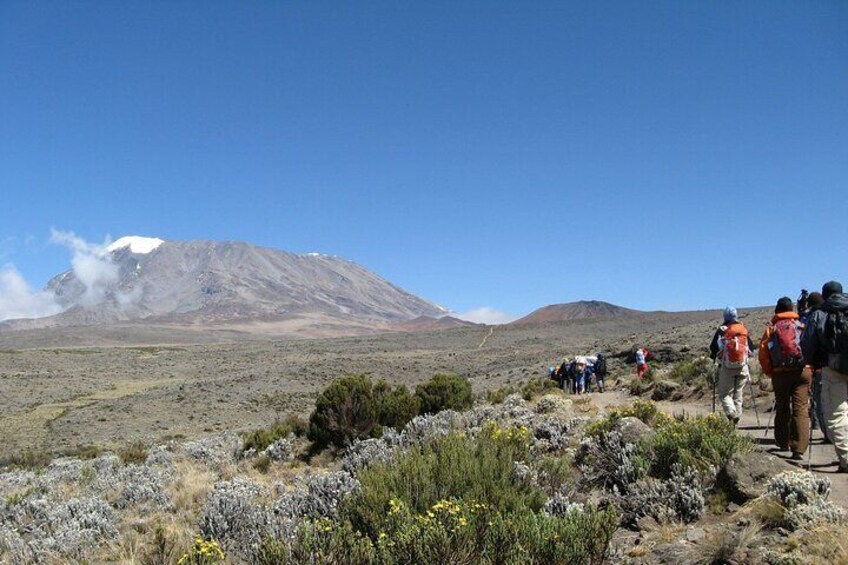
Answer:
[{"left": 0, "top": 373, "right": 843, "bottom": 564}]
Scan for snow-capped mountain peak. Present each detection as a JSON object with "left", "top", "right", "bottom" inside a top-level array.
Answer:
[{"left": 107, "top": 236, "right": 165, "bottom": 254}]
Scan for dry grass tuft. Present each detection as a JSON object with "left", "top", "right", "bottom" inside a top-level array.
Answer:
[
  {"left": 690, "top": 521, "right": 762, "bottom": 565},
  {"left": 734, "top": 496, "right": 786, "bottom": 529}
]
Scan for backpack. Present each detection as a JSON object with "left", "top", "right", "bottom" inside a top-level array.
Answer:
[
  {"left": 825, "top": 311, "right": 848, "bottom": 356},
  {"left": 595, "top": 355, "right": 607, "bottom": 375},
  {"left": 721, "top": 323, "right": 749, "bottom": 369},
  {"left": 768, "top": 319, "right": 804, "bottom": 369}
]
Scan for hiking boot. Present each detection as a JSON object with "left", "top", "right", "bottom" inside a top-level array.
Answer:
[
  {"left": 791, "top": 452, "right": 804, "bottom": 461},
  {"left": 730, "top": 416, "right": 740, "bottom": 427}
]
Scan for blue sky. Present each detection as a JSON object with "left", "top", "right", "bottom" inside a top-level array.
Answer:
[{"left": 1, "top": 1, "right": 846, "bottom": 322}]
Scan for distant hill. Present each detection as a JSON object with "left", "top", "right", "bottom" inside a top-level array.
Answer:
[
  {"left": 391, "top": 315, "right": 481, "bottom": 332},
  {"left": 510, "top": 300, "right": 642, "bottom": 325}
]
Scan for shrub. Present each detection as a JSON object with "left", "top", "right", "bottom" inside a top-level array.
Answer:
[
  {"left": 257, "top": 519, "right": 376, "bottom": 565},
  {"left": 520, "top": 377, "right": 560, "bottom": 400},
  {"left": 576, "top": 430, "right": 648, "bottom": 493},
  {"left": 176, "top": 536, "right": 225, "bottom": 565},
  {"left": 785, "top": 499, "right": 846, "bottom": 530},
  {"left": 252, "top": 454, "right": 271, "bottom": 473},
  {"left": 242, "top": 422, "right": 293, "bottom": 454},
  {"left": 308, "top": 376, "right": 380, "bottom": 449},
  {"left": 668, "top": 357, "right": 714, "bottom": 387},
  {"left": 258, "top": 502, "right": 617, "bottom": 565},
  {"left": 118, "top": 440, "right": 149, "bottom": 465},
  {"left": 616, "top": 464, "right": 709, "bottom": 526},
  {"left": 282, "top": 414, "right": 308, "bottom": 437},
  {"left": 373, "top": 381, "right": 420, "bottom": 431},
  {"left": 585, "top": 400, "right": 666, "bottom": 439},
  {"left": 308, "top": 376, "right": 425, "bottom": 449},
  {"left": 415, "top": 374, "right": 473, "bottom": 415},
  {"left": 766, "top": 471, "right": 831, "bottom": 509},
  {"left": 341, "top": 422, "right": 542, "bottom": 538},
  {"left": 0, "top": 449, "right": 52, "bottom": 470},
  {"left": 649, "top": 413, "right": 752, "bottom": 478},
  {"left": 485, "top": 384, "right": 520, "bottom": 405}
]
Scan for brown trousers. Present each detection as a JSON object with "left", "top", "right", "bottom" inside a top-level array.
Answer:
[{"left": 771, "top": 367, "right": 812, "bottom": 453}]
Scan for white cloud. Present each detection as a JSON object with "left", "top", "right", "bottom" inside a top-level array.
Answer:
[
  {"left": 50, "top": 229, "right": 121, "bottom": 306},
  {"left": 0, "top": 265, "right": 63, "bottom": 321},
  {"left": 0, "top": 230, "right": 146, "bottom": 322},
  {"left": 454, "top": 307, "right": 517, "bottom": 325}
]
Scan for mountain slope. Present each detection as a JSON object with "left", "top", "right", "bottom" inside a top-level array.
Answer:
[
  {"left": 391, "top": 315, "right": 481, "bottom": 332},
  {"left": 16, "top": 238, "right": 445, "bottom": 329},
  {"left": 510, "top": 300, "right": 642, "bottom": 325}
]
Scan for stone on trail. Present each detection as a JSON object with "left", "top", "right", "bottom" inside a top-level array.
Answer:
[
  {"left": 616, "top": 416, "right": 656, "bottom": 445},
  {"left": 651, "top": 380, "right": 683, "bottom": 401},
  {"left": 721, "top": 451, "right": 788, "bottom": 501}
]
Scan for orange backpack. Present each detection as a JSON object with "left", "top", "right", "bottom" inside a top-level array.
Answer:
[{"left": 722, "top": 323, "right": 749, "bottom": 369}]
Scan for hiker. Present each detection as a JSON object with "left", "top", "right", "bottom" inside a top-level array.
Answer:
[
  {"left": 594, "top": 352, "right": 608, "bottom": 393},
  {"left": 797, "top": 289, "right": 809, "bottom": 318},
  {"left": 554, "top": 359, "right": 570, "bottom": 393},
  {"left": 566, "top": 360, "right": 578, "bottom": 394},
  {"left": 805, "top": 292, "right": 828, "bottom": 441},
  {"left": 709, "top": 307, "right": 755, "bottom": 425},
  {"left": 635, "top": 347, "right": 649, "bottom": 379},
  {"left": 583, "top": 362, "right": 596, "bottom": 393},
  {"left": 801, "top": 281, "right": 848, "bottom": 472},
  {"left": 758, "top": 297, "right": 809, "bottom": 460},
  {"left": 574, "top": 361, "right": 587, "bottom": 394}
]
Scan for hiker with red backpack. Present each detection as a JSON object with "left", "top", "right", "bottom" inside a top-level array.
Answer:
[
  {"left": 635, "top": 348, "right": 650, "bottom": 379},
  {"left": 759, "top": 297, "right": 810, "bottom": 460},
  {"left": 709, "top": 307, "right": 755, "bottom": 425}
]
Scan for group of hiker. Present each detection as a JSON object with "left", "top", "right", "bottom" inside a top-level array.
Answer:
[
  {"left": 549, "top": 353, "right": 608, "bottom": 394},
  {"left": 711, "top": 281, "right": 848, "bottom": 472}
]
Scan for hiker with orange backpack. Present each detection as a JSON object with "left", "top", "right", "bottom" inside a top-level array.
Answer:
[
  {"left": 709, "top": 307, "right": 755, "bottom": 425},
  {"left": 759, "top": 297, "right": 811, "bottom": 460}
]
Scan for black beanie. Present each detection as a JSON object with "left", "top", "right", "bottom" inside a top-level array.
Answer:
[
  {"left": 775, "top": 297, "right": 793, "bottom": 314},
  {"left": 823, "top": 281, "right": 843, "bottom": 299},
  {"left": 808, "top": 292, "right": 824, "bottom": 310}
]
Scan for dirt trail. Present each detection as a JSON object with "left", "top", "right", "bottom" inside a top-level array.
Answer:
[
  {"left": 477, "top": 327, "right": 494, "bottom": 349},
  {"left": 591, "top": 388, "right": 848, "bottom": 506}
]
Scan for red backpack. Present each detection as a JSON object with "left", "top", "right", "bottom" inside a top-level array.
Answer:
[
  {"left": 769, "top": 319, "right": 804, "bottom": 369},
  {"left": 722, "top": 323, "right": 749, "bottom": 369}
]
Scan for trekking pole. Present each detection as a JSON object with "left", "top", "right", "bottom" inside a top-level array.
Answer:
[
  {"left": 747, "top": 374, "right": 761, "bottom": 427},
  {"left": 763, "top": 398, "right": 776, "bottom": 439},
  {"left": 712, "top": 360, "right": 718, "bottom": 414},
  {"left": 807, "top": 395, "right": 816, "bottom": 471}
]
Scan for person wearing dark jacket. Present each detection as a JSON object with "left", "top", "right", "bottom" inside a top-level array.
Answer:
[
  {"left": 804, "top": 292, "right": 828, "bottom": 440},
  {"left": 759, "top": 297, "right": 810, "bottom": 459},
  {"left": 801, "top": 281, "right": 848, "bottom": 472}
]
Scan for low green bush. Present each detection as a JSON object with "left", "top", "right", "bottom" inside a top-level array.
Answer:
[
  {"left": 258, "top": 505, "right": 616, "bottom": 565},
  {"left": 373, "top": 381, "right": 420, "bottom": 431},
  {"left": 307, "top": 376, "right": 422, "bottom": 449},
  {"left": 585, "top": 400, "right": 667, "bottom": 439},
  {"left": 485, "top": 384, "right": 520, "bottom": 405},
  {"left": 242, "top": 422, "right": 294, "bottom": 453},
  {"left": 308, "top": 376, "right": 380, "bottom": 449},
  {"left": 668, "top": 357, "right": 714, "bottom": 387},
  {"left": 342, "top": 422, "right": 542, "bottom": 537},
  {"left": 520, "top": 377, "right": 560, "bottom": 400},
  {"left": 415, "top": 374, "right": 473, "bottom": 414},
  {"left": 649, "top": 413, "right": 752, "bottom": 479}
]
